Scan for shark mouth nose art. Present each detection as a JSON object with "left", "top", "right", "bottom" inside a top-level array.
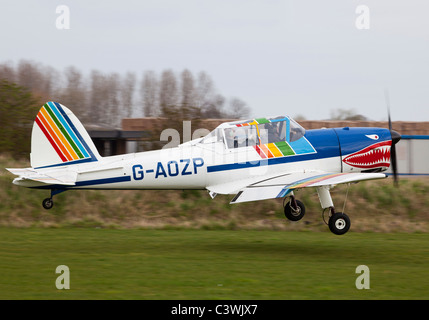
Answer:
[{"left": 343, "top": 140, "right": 391, "bottom": 169}]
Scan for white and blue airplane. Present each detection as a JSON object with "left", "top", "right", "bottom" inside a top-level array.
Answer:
[{"left": 7, "top": 102, "right": 401, "bottom": 235}]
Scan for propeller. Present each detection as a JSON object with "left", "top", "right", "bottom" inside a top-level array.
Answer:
[{"left": 385, "top": 90, "right": 401, "bottom": 186}]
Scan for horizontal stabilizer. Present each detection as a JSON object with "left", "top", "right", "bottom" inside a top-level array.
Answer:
[{"left": 6, "top": 168, "right": 77, "bottom": 186}]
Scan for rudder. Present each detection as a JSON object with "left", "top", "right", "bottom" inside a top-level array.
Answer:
[{"left": 31, "top": 101, "right": 101, "bottom": 168}]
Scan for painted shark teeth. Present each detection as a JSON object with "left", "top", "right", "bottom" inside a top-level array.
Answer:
[{"left": 343, "top": 141, "right": 392, "bottom": 169}]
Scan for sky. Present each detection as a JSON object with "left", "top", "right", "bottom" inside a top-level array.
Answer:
[{"left": 1, "top": 0, "right": 428, "bottom": 121}]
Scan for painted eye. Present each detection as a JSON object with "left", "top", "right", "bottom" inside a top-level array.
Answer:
[{"left": 365, "top": 134, "right": 379, "bottom": 140}]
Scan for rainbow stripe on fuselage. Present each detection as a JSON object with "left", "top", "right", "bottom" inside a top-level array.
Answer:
[{"left": 276, "top": 173, "right": 346, "bottom": 198}]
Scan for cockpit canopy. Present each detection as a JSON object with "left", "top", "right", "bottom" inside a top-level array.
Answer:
[{"left": 200, "top": 116, "right": 305, "bottom": 149}]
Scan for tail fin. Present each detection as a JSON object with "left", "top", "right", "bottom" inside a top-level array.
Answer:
[{"left": 31, "top": 102, "right": 101, "bottom": 168}]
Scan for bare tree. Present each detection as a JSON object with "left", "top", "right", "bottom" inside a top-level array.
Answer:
[
  {"left": 120, "top": 71, "right": 136, "bottom": 119},
  {"left": 330, "top": 108, "right": 367, "bottom": 121},
  {"left": 89, "top": 71, "right": 116, "bottom": 125},
  {"left": 202, "top": 94, "right": 225, "bottom": 118},
  {"left": 0, "top": 61, "right": 16, "bottom": 83},
  {"left": 225, "top": 97, "right": 250, "bottom": 119},
  {"left": 14, "top": 60, "right": 59, "bottom": 102},
  {"left": 141, "top": 70, "right": 158, "bottom": 117},
  {"left": 89, "top": 70, "right": 105, "bottom": 124},
  {"left": 180, "top": 69, "right": 199, "bottom": 118},
  {"left": 60, "top": 66, "right": 88, "bottom": 121},
  {"left": 40, "top": 64, "right": 59, "bottom": 99},
  {"left": 195, "top": 71, "right": 215, "bottom": 113},
  {"left": 16, "top": 60, "right": 40, "bottom": 92},
  {"left": 105, "top": 72, "right": 120, "bottom": 127},
  {"left": 159, "top": 69, "right": 178, "bottom": 117}
]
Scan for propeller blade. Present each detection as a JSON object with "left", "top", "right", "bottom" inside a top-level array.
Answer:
[
  {"left": 385, "top": 89, "right": 393, "bottom": 131},
  {"left": 385, "top": 89, "right": 401, "bottom": 186},
  {"left": 390, "top": 130, "right": 401, "bottom": 186},
  {"left": 391, "top": 138, "right": 398, "bottom": 186}
]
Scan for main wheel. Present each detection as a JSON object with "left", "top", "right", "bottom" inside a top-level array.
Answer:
[
  {"left": 42, "top": 198, "right": 54, "bottom": 210},
  {"left": 328, "top": 212, "right": 350, "bottom": 235},
  {"left": 284, "top": 199, "right": 305, "bottom": 221}
]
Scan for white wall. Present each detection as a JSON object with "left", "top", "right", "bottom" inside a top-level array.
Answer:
[{"left": 386, "top": 136, "right": 429, "bottom": 175}]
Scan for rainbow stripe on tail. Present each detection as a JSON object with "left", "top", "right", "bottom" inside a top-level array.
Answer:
[{"left": 31, "top": 102, "right": 100, "bottom": 169}]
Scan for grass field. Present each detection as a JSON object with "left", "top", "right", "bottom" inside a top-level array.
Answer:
[
  {"left": 1, "top": 228, "right": 429, "bottom": 300},
  {"left": 2, "top": 155, "right": 429, "bottom": 300}
]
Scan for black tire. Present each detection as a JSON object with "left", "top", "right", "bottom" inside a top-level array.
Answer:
[
  {"left": 42, "top": 198, "right": 54, "bottom": 210},
  {"left": 284, "top": 199, "right": 305, "bottom": 221},
  {"left": 328, "top": 212, "right": 350, "bottom": 235}
]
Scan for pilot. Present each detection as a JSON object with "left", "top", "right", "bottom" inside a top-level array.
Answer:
[
  {"left": 233, "top": 127, "right": 246, "bottom": 148},
  {"left": 290, "top": 127, "right": 301, "bottom": 142},
  {"left": 247, "top": 130, "right": 258, "bottom": 146},
  {"left": 266, "top": 122, "right": 280, "bottom": 143}
]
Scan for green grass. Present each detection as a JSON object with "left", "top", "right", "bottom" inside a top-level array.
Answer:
[{"left": 1, "top": 228, "right": 429, "bottom": 299}]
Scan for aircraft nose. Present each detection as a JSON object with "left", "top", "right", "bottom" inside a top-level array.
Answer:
[{"left": 391, "top": 130, "right": 401, "bottom": 145}]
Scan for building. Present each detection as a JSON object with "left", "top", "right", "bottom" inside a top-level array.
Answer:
[{"left": 85, "top": 122, "right": 150, "bottom": 156}]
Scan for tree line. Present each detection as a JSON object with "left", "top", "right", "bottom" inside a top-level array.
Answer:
[
  {"left": 0, "top": 60, "right": 250, "bottom": 128},
  {"left": 0, "top": 60, "right": 250, "bottom": 158}
]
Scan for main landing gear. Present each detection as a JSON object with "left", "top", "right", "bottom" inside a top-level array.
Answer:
[
  {"left": 283, "top": 187, "right": 351, "bottom": 235},
  {"left": 324, "top": 208, "right": 351, "bottom": 235}
]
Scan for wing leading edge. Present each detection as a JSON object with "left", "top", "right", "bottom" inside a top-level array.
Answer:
[{"left": 227, "top": 172, "right": 386, "bottom": 204}]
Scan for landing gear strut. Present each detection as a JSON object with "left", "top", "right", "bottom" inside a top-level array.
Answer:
[
  {"left": 317, "top": 186, "right": 351, "bottom": 235},
  {"left": 282, "top": 186, "right": 352, "bottom": 235}
]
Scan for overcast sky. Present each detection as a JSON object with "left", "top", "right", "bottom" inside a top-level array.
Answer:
[{"left": 1, "top": 0, "right": 428, "bottom": 121}]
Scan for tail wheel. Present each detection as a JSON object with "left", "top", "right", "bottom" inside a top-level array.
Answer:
[
  {"left": 328, "top": 212, "right": 350, "bottom": 235},
  {"left": 284, "top": 199, "right": 306, "bottom": 221},
  {"left": 42, "top": 198, "right": 54, "bottom": 210}
]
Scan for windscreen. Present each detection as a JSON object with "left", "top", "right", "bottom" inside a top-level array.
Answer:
[{"left": 224, "top": 125, "right": 259, "bottom": 149}]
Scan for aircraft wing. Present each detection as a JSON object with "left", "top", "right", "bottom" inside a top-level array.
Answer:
[
  {"left": 6, "top": 168, "right": 77, "bottom": 186},
  {"left": 211, "top": 171, "right": 386, "bottom": 204}
]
